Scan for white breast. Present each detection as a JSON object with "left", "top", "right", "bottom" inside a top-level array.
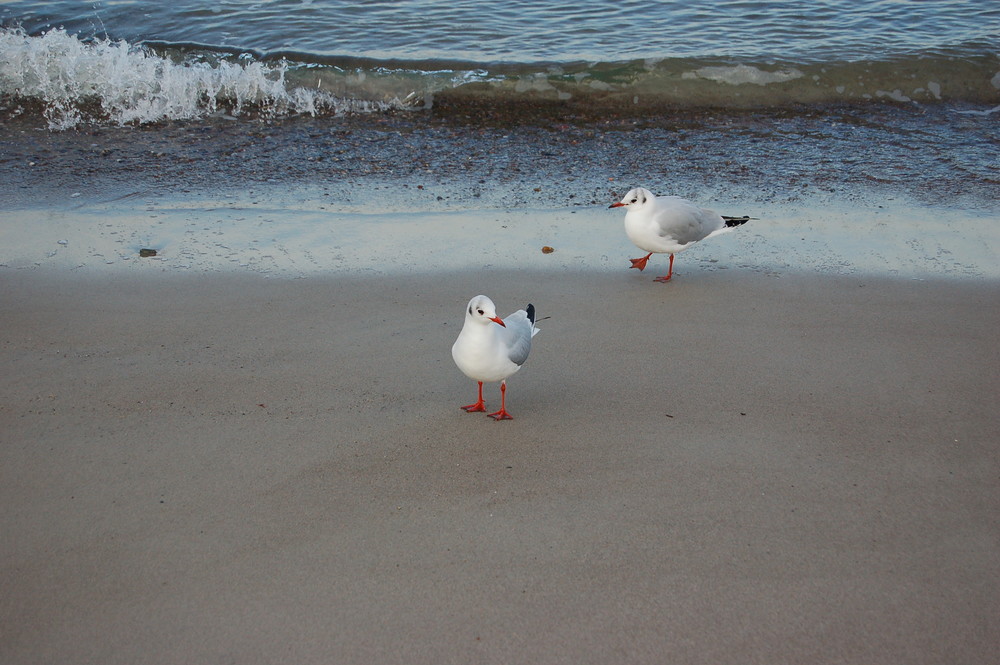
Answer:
[{"left": 452, "top": 324, "right": 523, "bottom": 383}]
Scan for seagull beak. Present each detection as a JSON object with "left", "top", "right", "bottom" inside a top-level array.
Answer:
[
  {"left": 608, "top": 202, "right": 625, "bottom": 208},
  {"left": 490, "top": 316, "right": 506, "bottom": 327}
]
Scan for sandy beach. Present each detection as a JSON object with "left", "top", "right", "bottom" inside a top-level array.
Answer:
[
  {"left": 2, "top": 174, "right": 999, "bottom": 664},
  {"left": 1, "top": 103, "right": 998, "bottom": 663},
  {"left": 2, "top": 0, "right": 999, "bottom": 655}
]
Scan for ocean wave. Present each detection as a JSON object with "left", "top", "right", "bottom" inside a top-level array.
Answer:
[
  {"left": 0, "top": 28, "right": 413, "bottom": 128},
  {"left": 1, "top": 27, "right": 998, "bottom": 129}
]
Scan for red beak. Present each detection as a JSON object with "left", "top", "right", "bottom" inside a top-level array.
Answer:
[
  {"left": 608, "top": 202, "right": 625, "bottom": 208},
  {"left": 490, "top": 316, "right": 506, "bottom": 327}
]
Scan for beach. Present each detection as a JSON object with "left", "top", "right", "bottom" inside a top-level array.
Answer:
[
  {"left": 2, "top": 101, "right": 1000, "bottom": 664},
  {"left": 2, "top": 267, "right": 998, "bottom": 664},
  {"left": 5, "top": 0, "right": 1000, "bottom": 657}
]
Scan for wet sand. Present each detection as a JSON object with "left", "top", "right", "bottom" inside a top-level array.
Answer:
[{"left": 1, "top": 114, "right": 999, "bottom": 663}]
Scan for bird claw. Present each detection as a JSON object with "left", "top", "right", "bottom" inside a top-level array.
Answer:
[
  {"left": 488, "top": 409, "right": 513, "bottom": 420},
  {"left": 653, "top": 274, "right": 673, "bottom": 282},
  {"left": 461, "top": 402, "right": 487, "bottom": 413}
]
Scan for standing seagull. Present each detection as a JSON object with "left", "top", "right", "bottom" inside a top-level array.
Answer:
[
  {"left": 609, "top": 187, "right": 752, "bottom": 282},
  {"left": 452, "top": 295, "right": 539, "bottom": 420}
]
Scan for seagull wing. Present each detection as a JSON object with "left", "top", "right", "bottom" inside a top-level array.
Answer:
[
  {"left": 654, "top": 197, "right": 724, "bottom": 245},
  {"left": 502, "top": 310, "right": 535, "bottom": 366}
]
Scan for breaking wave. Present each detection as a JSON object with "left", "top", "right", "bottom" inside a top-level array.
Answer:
[{"left": 1, "top": 27, "right": 998, "bottom": 129}]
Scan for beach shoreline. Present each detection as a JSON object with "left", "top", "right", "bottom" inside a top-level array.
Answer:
[
  {"left": 3, "top": 104, "right": 998, "bottom": 213},
  {"left": 2, "top": 186, "right": 997, "bottom": 281},
  {"left": 3, "top": 0, "right": 999, "bottom": 658}
]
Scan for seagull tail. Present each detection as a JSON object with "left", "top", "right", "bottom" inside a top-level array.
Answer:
[
  {"left": 526, "top": 304, "right": 541, "bottom": 337},
  {"left": 722, "top": 215, "right": 754, "bottom": 228}
]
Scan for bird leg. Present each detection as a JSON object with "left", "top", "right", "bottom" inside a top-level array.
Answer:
[
  {"left": 461, "top": 381, "right": 487, "bottom": 412},
  {"left": 653, "top": 254, "right": 675, "bottom": 282},
  {"left": 488, "top": 380, "right": 513, "bottom": 420},
  {"left": 629, "top": 252, "right": 653, "bottom": 272}
]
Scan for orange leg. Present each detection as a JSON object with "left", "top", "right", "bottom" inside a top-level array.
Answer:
[
  {"left": 653, "top": 254, "right": 675, "bottom": 282},
  {"left": 629, "top": 252, "right": 653, "bottom": 271},
  {"left": 488, "top": 380, "right": 513, "bottom": 420},
  {"left": 460, "top": 381, "right": 487, "bottom": 412}
]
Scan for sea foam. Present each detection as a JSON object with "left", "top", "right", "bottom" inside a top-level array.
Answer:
[
  {"left": 0, "top": 27, "right": 406, "bottom": 128},
  {"left": 3, "top": 25, "right": 998, "bottom": 129}
]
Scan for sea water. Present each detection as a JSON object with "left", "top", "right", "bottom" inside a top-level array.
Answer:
[{"left": 1, "top": 0, "right": 998, "bottom": 127}]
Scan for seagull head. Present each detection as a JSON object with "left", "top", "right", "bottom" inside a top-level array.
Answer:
[
  {"left": 465, "top": 295, "right": 506, "bottom": 327},
  {"left": 609, "top": 187, "right": 653, "bottom": 209}
]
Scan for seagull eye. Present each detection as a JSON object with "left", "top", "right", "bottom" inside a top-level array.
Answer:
[
  {"left": 477, "top": 309, "right": 484, "bottom": 315},
  {"left": 630, "top": 198, "right": 637, "bottom": 203}
]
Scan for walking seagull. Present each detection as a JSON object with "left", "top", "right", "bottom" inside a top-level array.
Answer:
[{"left": 609, "top": 187, "right": 753, "bottom": 281}]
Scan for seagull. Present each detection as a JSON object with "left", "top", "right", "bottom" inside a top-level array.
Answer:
[
  {"left": 452, "top": 295, "right": 539, "bottom": 420},
  {"left": 609, "top": 187, "right": 753, "bottom": 282}
]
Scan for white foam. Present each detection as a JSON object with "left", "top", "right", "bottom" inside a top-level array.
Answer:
[
  {"left": 955, "top": 105, "right": 1000, "bottom": 116},
  {"left": 688, "top": 65, "right": 804, "bottom": 86},
  {"left": 0, "top": 27, "right": 405, "bottom": 129},
  {"left": 876, "top": 89, "right": 912, "bottom": 102}
]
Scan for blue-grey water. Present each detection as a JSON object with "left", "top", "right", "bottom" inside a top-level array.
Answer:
[
  {"left": 4, "top": 0, "right": 998, "bottom": 63},
  {"left": 1, "top": 0, "right": 998, "bottom": 127},
  {"left": 0, "top": 0, "right": 997, "bottom": 212}
]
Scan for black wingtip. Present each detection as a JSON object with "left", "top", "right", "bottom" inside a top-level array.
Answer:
[
  {"left": 526, "top": 303, "right": 535, "bottom": 324},
  {"left": 722, "top": 215, "right": 752, "bottom": 228}
]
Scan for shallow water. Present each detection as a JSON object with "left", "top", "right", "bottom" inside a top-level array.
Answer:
[
  {"left": 1, "top": 1, "right": 998, "bottom": 128},
  {"left": 4, "top": 0, "right": 997, "bottom": 63},
  {"left": 2, "top": 105, "right": 996, "bottom": 210}
]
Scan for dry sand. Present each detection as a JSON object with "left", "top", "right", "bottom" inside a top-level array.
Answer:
[{"left": 1, "top": 191, "right": 999, "bottom": 663}]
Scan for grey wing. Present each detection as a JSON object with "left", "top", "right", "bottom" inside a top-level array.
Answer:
[
  {"left": 656, "top": 199, "right": 720, "bottom": 245},
  {"left": 660, "top": 220, "right": 699, "bottom": 246},
  {"left": 503, "top": 312, "right": 534, "bottom": 366}
]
